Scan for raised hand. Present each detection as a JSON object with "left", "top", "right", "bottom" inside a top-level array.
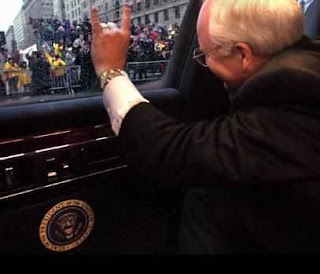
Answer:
[{"left": 91, "top": 3, "right": 132, "bottom": 77}]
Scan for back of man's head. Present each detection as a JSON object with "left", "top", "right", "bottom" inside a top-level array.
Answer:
[{"left": 200, "top": 0, "right": 304, "bottom": 56}]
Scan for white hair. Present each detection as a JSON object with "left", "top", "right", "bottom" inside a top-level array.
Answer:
[{"left": 204, "top": 0, "right": 304, "bottom": 56}]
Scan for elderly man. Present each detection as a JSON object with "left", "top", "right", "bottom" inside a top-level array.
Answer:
[{"left": 91, "top": 0, "right": 320, "bottom": 253}]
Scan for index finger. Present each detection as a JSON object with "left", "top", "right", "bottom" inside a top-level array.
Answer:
[
  {"left": 121, "top": 3, "right": 131, "bottom": 33},
  {"left": 91, "top": 7, "right": 102, "bottom": 37}
]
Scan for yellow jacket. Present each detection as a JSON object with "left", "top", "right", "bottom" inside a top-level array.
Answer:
[
  {"left": 17, "top": 69, "right": 32, "bottom": 89},
  {"left": 44, "top": 51, "right": 66, "bottom": 76},
  {"left": 2, "top": 62, "right": 31, "bottom": 88},
  {"left": 3, "top": 62, "right": 20, "bottom": 79},
  {"left": 51, "top": 59, "right": 67, "bottom": 77}
]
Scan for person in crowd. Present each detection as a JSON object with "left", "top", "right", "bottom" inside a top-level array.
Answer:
[
  {"left": 44, "top": 48, "right": 67, "bottom": 77},
  {"left": 73, "top": 34, "right": 85, "bottom": 56},
  {"left": 90, "top": 0, "right": 320, "bottom": 253},
  {"left": 65, "top": 46, "right": 74, "bottom": 66},
  {"left": 154, "top": 38, "right": 165, "bottom": 53},
  {"left": 0, "top": 48, "right": 6, "bottom": 71},
  {"left": 16, "top": 61, "right": 32, "bottom": 90},
  {"left": 129, "top": 39, "right": 148, "bottom": 80},
  {"left": 0, "top": 49, "right": 7, "bottom": 93},
  {"left": 51, "top": 54, "right": 67, "bottom": 77},
  {"left": 54, "top": 25, "right": 66, "bottom": 44},
  {"left": 74, "top": 42, "right": 97, "bottom": 90},
  {"left": 3, "top": 57, "right": 20, "bottom": 91},
  {"left": 28, "top": 51, "right": 51, "bottom": 95}
]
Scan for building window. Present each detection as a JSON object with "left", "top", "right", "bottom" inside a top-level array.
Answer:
[
  {"left": 175, "top": 6, "right": 180, "bottom": 19},
  {"left": 164, "top": 9, "right": 169, "bottom": 21},
  {"left": 154, "top": 12, "right": 159, "bottom": 23},
  {"left": 145, "top": 14, "right": 150, "bottom": 24}
]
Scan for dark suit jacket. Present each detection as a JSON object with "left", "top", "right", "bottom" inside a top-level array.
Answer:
[
  {"left": 119, "top": 37, "right": 320, "bottom": 253},
  {"left": 304, "top": 0, "right": 320, "bottom": 38}
]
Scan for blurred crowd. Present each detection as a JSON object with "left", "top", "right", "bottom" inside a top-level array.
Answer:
[
  {"left": 32, "top": 17, "right": 179, "bottom": 62},
  {"left": 0, "top": 16, "right": 180, "bottom": 95},
  {"left": 129, "top": 23, "right": 179, "bottom": 62}
]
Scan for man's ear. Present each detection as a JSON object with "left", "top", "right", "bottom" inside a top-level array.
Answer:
[{"left": 234, "top": 42, "right": 253, "bottom": 70}]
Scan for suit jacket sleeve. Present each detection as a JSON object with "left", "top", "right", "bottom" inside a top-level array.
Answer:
[{"left": 118, "top": 102, "right": 308, "bottom": 187}]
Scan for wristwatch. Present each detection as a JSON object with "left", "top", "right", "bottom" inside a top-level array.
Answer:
[{"left": 100, "top": 69, "right": 127, "bottom": 89}]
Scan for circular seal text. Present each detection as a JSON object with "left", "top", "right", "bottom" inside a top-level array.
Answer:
[{"left": 39, "top": 200, "right": 95, "bottom": 252}]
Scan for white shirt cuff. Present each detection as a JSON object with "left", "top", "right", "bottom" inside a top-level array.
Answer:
[{"left": 103, "top": 74, "right": 149, "bottom": 135}]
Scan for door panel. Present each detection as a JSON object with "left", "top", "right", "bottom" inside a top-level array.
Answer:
[
  {"left": 0, "top": 88, "right": 182, "bottom": 254},
  {"left": 0, "top": 169, "right": 175, "bottom": 254}
]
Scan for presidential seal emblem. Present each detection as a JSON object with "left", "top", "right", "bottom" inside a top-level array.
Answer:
[{"left": 39, "top": 200, "right": 95, "bottom": 252}]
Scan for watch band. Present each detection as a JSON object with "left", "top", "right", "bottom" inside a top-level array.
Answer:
[{"left": 100, "top": 69, "right": 127, "bottom": 89}]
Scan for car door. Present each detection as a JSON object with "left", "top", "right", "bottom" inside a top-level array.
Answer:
[{"left": 0, "top": 0, "right": 229, "bottom": 255}]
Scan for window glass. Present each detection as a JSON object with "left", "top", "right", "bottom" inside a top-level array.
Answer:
[{"left": 0, "top": 0, "right": 188, "bottom": 106}]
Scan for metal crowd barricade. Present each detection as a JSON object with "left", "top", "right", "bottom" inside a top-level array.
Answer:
[
  {"left": 50, "top": 65, "right": 81, "bottom": 95},
  {"left": 0, "top": 65, "right": 81, "bottom": 97},
  {"left": 0, "top": 61, "right": 168, "bottom": 96},
  {"left": 126, "top": 60, "right": 170, "bottom": 83}
]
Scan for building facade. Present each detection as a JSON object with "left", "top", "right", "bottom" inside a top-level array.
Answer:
[
  {"left": 130, "top": 0, "right": 189, "bottom": 27},
  {"left": 13, "top": 9, "right": 26, "bottom": 50},
  {"left": 64, "top": 0, "right": 83, "bottom": 24},
  {"left": 53, "top": 0, "right": 66, "bottom": 21},
  {"left": 23, "top": 0, "right": 54, "bottom": 49},
  {"left": 11, "top": 0, "right": 188, "bottom": 50},
  {"left": 93, "top": 0, "right": 189, "bottom": 26},
  {"left": 5, "top": 26, "right": 17, "bottom": 55},
  {"left": 12, "top": 0, "right": 54, "bottom": 50},
  {"left": 62, "top": 0, "right": 189, "bottom": 26}
]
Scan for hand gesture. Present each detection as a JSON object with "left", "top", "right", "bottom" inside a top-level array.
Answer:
[{"left": 91, "top": 3, "right": 131, "bottom": 77}]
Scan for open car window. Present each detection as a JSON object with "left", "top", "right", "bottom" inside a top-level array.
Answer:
[{"left": 0, "top": 0, "right": 189, "bottom": 107}]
